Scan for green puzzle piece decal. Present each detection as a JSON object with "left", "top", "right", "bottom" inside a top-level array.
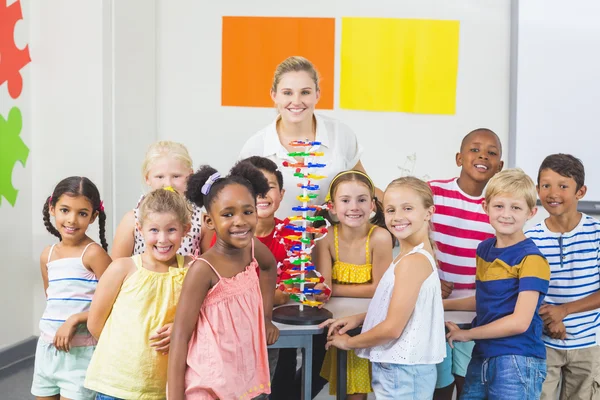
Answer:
[{"left": 0, "top": 107, "right": 29, "bottom": 206}]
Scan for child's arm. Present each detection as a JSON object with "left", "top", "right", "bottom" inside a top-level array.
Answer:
[
  {"left": 328, "top": 253, "right": 432, "bottom": 350},
  {"left": 54, "top": 245, "right": 113, "bottom": 352},
  {"left": 111, "top": 210, "right": 136, "bottom": 259},
  {"left": 313, "top": 234, "right": 333, "bottom": 303},
  {"left": 539, "top": 292, "right": 600, "bottom": 327},
  {"left": 331, "top": 227, "right": 393, "bottom": 298},
  {"left": 39, "top": 246, "right": 51, "bottom": 295},
  {"left": 446, "top": 254, "right": 549, "bottom": 345},
  {"left": 84, "top": 243, "right": 112, "bottom": 279},
  {"left": 254, "top": 239, "right": 280, "bottom": 345},
  {"left": 443, "top": 296, "right": 476, "bottom": 311},
  {"left": 273, "top": 288, "right": 290, "bottom": 306},
  {"left": 87, "top": 258, "right": 134, "bottom": 339},
  {"left": 168, "top": 261, "right": 214, "bottom": 400},
  {"left": 446, "top": 291, "right": 540, "bottom": 345}
]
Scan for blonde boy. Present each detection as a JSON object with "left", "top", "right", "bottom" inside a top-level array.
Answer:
[{"left": 445, "top": 169, "right": 550, "bottom": 399}]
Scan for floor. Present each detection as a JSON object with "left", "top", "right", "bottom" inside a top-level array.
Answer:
[{"left": 0, "top": 358, "right": 374, "bottom": 400}]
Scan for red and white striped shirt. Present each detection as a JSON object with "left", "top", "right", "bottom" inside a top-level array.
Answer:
[{"left": 429, "top": 178, "right": 495, "bottom": 290}]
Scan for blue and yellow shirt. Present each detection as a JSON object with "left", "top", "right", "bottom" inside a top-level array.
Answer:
[{"left": 472, "top": 237, "right": 550, "bottom": 359}]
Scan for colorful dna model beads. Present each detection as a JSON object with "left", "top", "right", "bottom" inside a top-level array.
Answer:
[{"left": 272, "top": 140, "right": 334, "bottom": 325}]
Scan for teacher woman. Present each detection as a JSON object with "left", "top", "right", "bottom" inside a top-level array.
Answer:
[{"left": 239, "top": 56, "right": 379, "bottom": 219}]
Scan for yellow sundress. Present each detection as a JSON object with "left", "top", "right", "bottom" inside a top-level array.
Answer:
[{"left": 320, "top": 225, "right": 376, "bottom": 395}]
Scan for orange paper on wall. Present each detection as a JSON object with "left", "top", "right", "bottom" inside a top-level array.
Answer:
[{"left": 221, "top": 16, "right": 335, "bottom": 109}]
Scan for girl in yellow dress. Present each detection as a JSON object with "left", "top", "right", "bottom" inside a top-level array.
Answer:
[{"left": 314, "top": 170, "right": 393, "bottom": 399}]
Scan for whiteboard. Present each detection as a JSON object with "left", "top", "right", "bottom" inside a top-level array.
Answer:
[
  {"left": 155, "top": 0, "right": 511, "bottom": 199},
  {"left": 513, "top": 0, "right": 600, "bottom": 211}
]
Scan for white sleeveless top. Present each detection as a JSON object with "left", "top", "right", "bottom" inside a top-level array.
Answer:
[
  {"left": 39, "top": 242, "right": 99, "bottom": 347},
  {"left": 355, "top": 243, "right": 446, "bottom": 365}
]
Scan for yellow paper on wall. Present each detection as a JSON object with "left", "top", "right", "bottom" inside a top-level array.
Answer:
[{"left": 340, "top": 17, "right": 460, "bottom": 114}]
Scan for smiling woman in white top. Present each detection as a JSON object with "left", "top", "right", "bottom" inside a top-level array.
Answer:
[{"left": 239, "top": 56, "right": 377, "bottom": 219}]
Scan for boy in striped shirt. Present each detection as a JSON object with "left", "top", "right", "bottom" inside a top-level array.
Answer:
[
  {"left": 430, "top": 128, "right": 503, "bottom": 399},
  {"left": 525, "top": 154, "right": 600, "bottom": 400}
]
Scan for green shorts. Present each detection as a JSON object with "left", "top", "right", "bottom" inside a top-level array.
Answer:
[
  {"left": 435, "top": 341, "right": 475, "bottom": 389},
  {"left": 31, "top": 339, "right": 96, "bottom": 400}
]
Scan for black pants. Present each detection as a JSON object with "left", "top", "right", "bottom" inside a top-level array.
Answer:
[{"left": 270, "top": 332, "right": 328, "bottom": 399}]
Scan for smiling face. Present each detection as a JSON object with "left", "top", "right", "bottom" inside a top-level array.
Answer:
[
  {"left": 255, "top": 169, "right": 284, "bottom": 219},
  {"left": 50, "top": 194, "right": 97, "bottom": 241},
  {"left": 456, "top": 130, "right": 504, "bottom": 186},
  {"left": 537, "top": 168, "right": 586, "bottom": 219},
  {"left": 145, "top": 156, "right": 193, "bottom": 194},
  {"left": 483, "top": 193, "right": 536, "bottom": 244},
  {"left": 271, "top": 70, "right": 320, "bottom": 124},
  {"left": 330, "top": 181, "right": 374, "bottom": 228},
  {"left": 138, "top": 211, "right": 189, "bottom": 262},
  {"left": 383, "top": 186, "right": 434, "bottom": 243},
  {"left": 205, "top": 184, "right": 258, "bottom": 249}
]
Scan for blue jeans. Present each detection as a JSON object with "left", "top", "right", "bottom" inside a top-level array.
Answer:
[
  {"left": 96, "top": 393, "right": 124, "bottom": 400},
  {"left": 462, "top": 355, "right": 547, "bottom": 400},
  {"left": 371, "top": 362, "right": 437, "bottom": 399}
]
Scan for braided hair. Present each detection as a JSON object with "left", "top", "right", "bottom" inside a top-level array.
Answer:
[{"left": 43, "top": 176, "right": 108, "bottom": 251}]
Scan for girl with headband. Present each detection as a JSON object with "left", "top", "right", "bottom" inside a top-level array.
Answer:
[{"left": 314, "top": 170, "right": 393, "bottom": 399}]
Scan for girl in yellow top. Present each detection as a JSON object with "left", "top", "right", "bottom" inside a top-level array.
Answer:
[
  {"left": 85, "top": 188, "right": 194, "bottom": 400},
  {"left": 314, "top": 170, "right": 393, "bottom": 399}
]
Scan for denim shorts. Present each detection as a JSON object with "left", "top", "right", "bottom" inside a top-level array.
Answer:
[
  {"left": 371, "top": 362, "right": 437, "bottom": 399},
  {"left": 462, "top": 355, "right": 547, "bottom": 400}
]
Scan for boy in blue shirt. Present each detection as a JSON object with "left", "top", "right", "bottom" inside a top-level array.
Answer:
[
  {"left": 526, "top": 154, "right": 600, "bottom": 400},
  {"left": 444, "top": 168, "right": 551, "bottom": 399}
]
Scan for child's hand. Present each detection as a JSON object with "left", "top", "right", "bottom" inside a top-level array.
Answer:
[
  {"left": 440, "top": 279, "right": 454, "bottom": 299},
  {"left": 545, "top": 320, "right": 567, "bottom": 340},
  {"left": 313, "top": 283, "right": 331, "bottom": 305},
  {"left": 445, "top": 321, "right": 471, "bottom": 348},
  {"left": 325, "top": 333, "right": 352, "bottom": 351},
  {"left": 150, "top": 323, "right": 172, "bottom": 354},
  {"left": 265, "top": 320, "right": 280, "bottom": 345},
  {"left": 539, "top": 304, "right": 568, "bottom": 326},
  {"left": 54, "top": 317, "right": 78, "bottom": 352},
  {"left": 319, "top": 314, "right": 362, "bottom": 338},
  {"left": 273, "top": 289, "right": 289, "bottom": 306}
]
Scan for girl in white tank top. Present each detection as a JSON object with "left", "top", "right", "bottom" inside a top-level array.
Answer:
[{"left": 320, "top": 177, "right": 446, "bottom": 399}]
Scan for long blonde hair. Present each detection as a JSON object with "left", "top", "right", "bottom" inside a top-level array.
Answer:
[{"left": 386, "top": 176, "right": 438, "bottom": 258}]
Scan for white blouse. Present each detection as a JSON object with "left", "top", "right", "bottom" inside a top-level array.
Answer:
[
  {"left": 355, "top": 244, "right": 447, "bottom": 365},
  {"left": 239, "top": 114, "right": 363, "bottom": 219}
]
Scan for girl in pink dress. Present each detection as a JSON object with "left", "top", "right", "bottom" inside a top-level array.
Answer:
[{"left": 168, "top": 161, "right": 280, "bottom": 400}]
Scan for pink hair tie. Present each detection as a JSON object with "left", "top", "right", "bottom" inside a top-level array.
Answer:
[
  {"left": 99, "top": 201, "right": 105, "bottom": 212},
  {"left": 48, "top": 195, "right": 53, "bottom": 205}
]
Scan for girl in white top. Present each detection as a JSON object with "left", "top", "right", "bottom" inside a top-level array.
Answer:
[
  {"left": 320, "top": 177, "right": 446, "bottom": 399},
  {"left": 239, "top": 56, "right": 380, "bottom": 219},
  {"left": 112, "top": 141, "right": 202, "bottom": 258}
]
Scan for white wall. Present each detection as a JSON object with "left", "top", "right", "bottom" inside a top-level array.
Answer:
[
  {"left": 0, "top": 0, "right": 159, "bottom": 350},
  {"left": 27, "top": 0, "right": 113, "bottom": 344},
  {"left": 515, "top": 0, "right": 600, "bottom": 203},
  {"left": 0, "top": 0, "right": 33, "bottom": 350},
  {"left": 155, "top": 0, "right": 511, "bottom": 192}
]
